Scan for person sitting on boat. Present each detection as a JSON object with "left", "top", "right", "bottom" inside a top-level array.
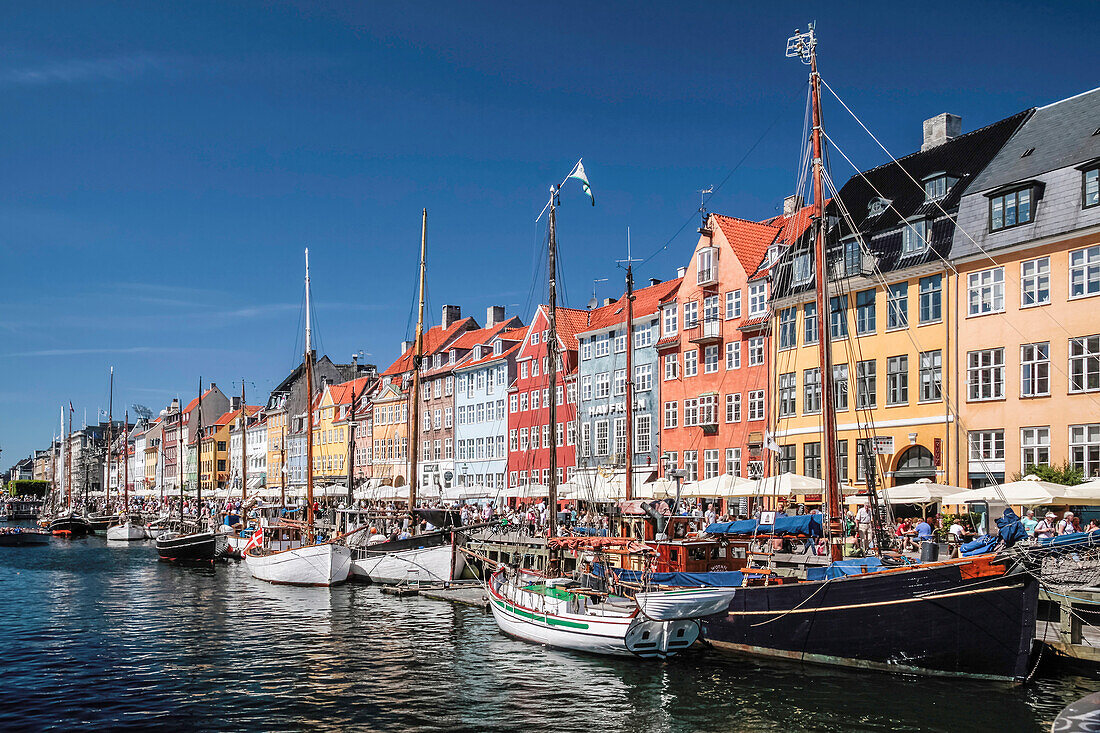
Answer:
[
  {"left": 1035, "top": 512, "right": 1057, "bottom": 539},
  {"left": 1087, "top": 519, "right": 1099, "bottom": 533},
  {"left": 855, "top": 504, "right": 874, "bottom": 552},
  {"left": 397, "top": 528, "right": 411, "bottom": 540}
]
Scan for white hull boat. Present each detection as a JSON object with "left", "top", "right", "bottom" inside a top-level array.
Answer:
[
  {"left": 106, "top": 521, "right": 146, "bottom": 542},
  {"left": 486, "top": 568, "right": 709, "bottom": 658},
  {"left": 351, "top": 543, "right": 464, "bottom": 585},
  {"left": 245, "top": 541, "right": 352, "bottom": 587}
]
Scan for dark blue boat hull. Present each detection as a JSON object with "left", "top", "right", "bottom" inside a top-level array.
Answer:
[{"left": 702, "top": 562, "right": 1038, "bottom": 680}]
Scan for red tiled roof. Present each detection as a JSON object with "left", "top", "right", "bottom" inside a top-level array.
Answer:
[
  {"left": 213, "top": 405, "right": 261, "bottom": 427},
  {"left": 182, "top": 387, "right": 220, "bottom": 415},
  {"left": 329, "top": 375, "right": 374, "bottom": 406},
  {"left": 655, "top": 335, "right": 680, "bottom": 350},
  {"left": 712, "top": 214, "right": 782, "bottom": 275},
  {"left": 737, "top": 315, "right": 769, "bottom": 331},
  {"left": 456, "top": 341, "right": 521, "bottom": 370},
  {"left": 584, "top": 278, "right": 682, "bottom": 332},
  {"left": 381, "top": 316, "right": 478, "bottom": 376},
  {"left": 550, "top": 306, "right": 595, "bottom": 351}
]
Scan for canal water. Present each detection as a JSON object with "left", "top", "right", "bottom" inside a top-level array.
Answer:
[{"left": 0, "top": 531, "right": 1095, "bottom": 732}]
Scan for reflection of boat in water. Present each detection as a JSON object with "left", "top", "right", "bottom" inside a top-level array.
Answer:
[{"left": 0, "top": 527, "right": 51, "bottom": 546}]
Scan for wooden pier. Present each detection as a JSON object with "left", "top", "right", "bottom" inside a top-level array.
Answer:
[{"left": 1037, "top": 587, "right": 1100, "bottom": 664}]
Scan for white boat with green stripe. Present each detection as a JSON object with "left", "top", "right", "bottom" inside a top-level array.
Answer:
[{"left": 487, "top": 568, "right": 733, "bottom": 658}]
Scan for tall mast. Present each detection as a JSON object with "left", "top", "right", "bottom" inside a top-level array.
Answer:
[
  {"left": 106, "top": 366, "right": 113, "bottom": 508},
  {"left": 305, "top": 247, "right": 316, "bottom": 539},
  {"left": 621, "top": 227, "right": 638, "bottom": 503},
  {"left": 123, "top": 410, "right": 129, "bottom": 510},
  {"left": 347, "top": 380, "right": 359, "bottom": 508},
  {"left": 240, "top": 380, "right": 247, "bottom": 511},
  {"left": 547, "top": 189, "right": 559, "bottom": 538},
  {"left": 790, "top": 24, "right": 842, "bottom": 561},
  {"left": 65, "top": 405, "right": 72, "bottom": 511},
  {"left": 281, "top": 423, "right": 287, "bottom": 518},
  {"left": 408, "top": 209, "right": 427, "bottom": 534},
  {"left": 196, "top": 379, "right": 204, "bottom": 511}
]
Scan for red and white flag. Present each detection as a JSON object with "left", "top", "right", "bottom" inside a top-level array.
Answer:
[{"left": 243, "top": 528, "right": 263, "bottom": 554}]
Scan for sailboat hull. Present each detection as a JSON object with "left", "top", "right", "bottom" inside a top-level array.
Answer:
[
  {"left": 49, "top": 513, "right": 91, "bottom": 538},
  {"left": 155, "top": 531, "right": 225, "bottom": 562},
  {"left": 350, "top": 532, "right": 465, "bottom": 584},
  {"left": 245, "top": 542, "right": 352, "bottom": 587},
  {"left": 106, "top": 522, "right": 146, "bottom": 541},
  {"left": 701, "top": 561, "right": 1039, "bottom": 680}
]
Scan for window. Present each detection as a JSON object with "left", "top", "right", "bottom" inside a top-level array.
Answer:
[
  {"left": 1021, "top": 343, "right": 1050, "bottom": 397},
  {"left": 748, "top": 337, "right": 765, "bottom": 366},
  {"left": 509, "top": 430, "right": 518, "bottom": 452},
  {"left": 699, "top": 394, "right": 718, "bottom": 425},
  {"left": 725, "top": 341, "right": 741, "bottom": 370},
  {"left": 531, "top": 331, "right": 540, "bottom": 345},
  {"left": 595, "top": 421, "right": 609, "bottom": 456},
  {"left": 635, "top": 364, "right": 652, "bottom": 392},
  {"left": 580, "top": 423, "right": 591, "bottom": 456},
  {"left": 614, "top": 331, "right": 626, "bottom": 353},
  {"left": 684, "top": 451, "right": 698, "bottom": 482},
  {"left": 519, "top": 428, "right": 529, "bottom": 451},
  {"left": 725, "top": 448, "right": 742, "bottom": 477},
  {"left": 697, "top": 246, "right": 716, "bottom": 284},
  {"left": 683, "top": 398, "right": 699, "bottom": 427},
  {"left": 924, "top": 174, "right": 955, "bottom": 200},
  {"left": 779, "top": 307, "right": 797, "bottom": 350},
  {"left": 830, "top": 296, "right": 847, "bottom": 339},
  {"left": 836, "top": 440, "right": 849, "bottom": 481},
  {"left": 434, "top": 380, "right": 442, "bottom": 398},
  {"left": 748, "top": 282, "right": 767, "bottom": 316},
  {"left": 663, "top": 306, "right": 678, "bottom": 336},
  {"left": 803, "top": 368, "right": 822, "bottom": 414},
  {"left": 1085, "top": 167, "right": 1099, "bottom": 209},
  {"left": 967, "top": 348, "right": 1005, "bottom": 401},
  {"left": 1070, "top": 424, "right": 1100, "bottom": 478},
  {"left": 444, "top": 407, "right": 453, "bottom": 428},
  {"left": 566, "top": 421, "right": 575, "bottom": 446},
  {"left": 703, "top": 295, "right": 720, "bottom": 325},
  {"left": 725, "top": 290, "right": 741, "bottom": 319},
  {"left": 1069, "top": 335, "right": 1100, "bottom": 392},
  {"left": 842, "top": 237, "right": 862, "bottom": 276},
  {"left": 1021, "top": 427, "right": 1050, "bottom": 470},
  {"left": 613, "top": 370, "right": 626, "bottom": 396},
  {"left": 594, "top": 335, "right": 609, "bottom": 358},
  {"left": 887, "top": 355, "right": 908, "bottom": 406},
  {"left": 445, "top": 375, "right": 454, "bottom": 395},
  {"left": 968, "top": 268, "right": 1004, "bottom": 316},
  {"left": 664, "top": 353, "right": 678, "bottom": 381},
  {"left": 636, "top": 414, "right": 651, "bottom": 455},
  {"left": 902, "top": 218, "right": 929, "bottom": 254},
  {"left": 856, "top": 439, "right": 873, "bottom": 482},
  {"left": 613, "top": 418, "right": 626, "bottom": 457},
  {"left": 833, "top": 364, "right": 849, "bottom": 411},
  {"left": 792, "top": 252, "right": 813, "bottom": 283},
  {"left": 919, "top": 275, "right": 941, "bottom": 324},
  {"left": 919, "top": 350, "right": 942, "bottom": 402},
  {"left": 580, "top": 376, "right": 592, "bottom": 401},
  {"left": 886, "top": 283, "right": 908, "bottom": 329},
  {"left": 634, "top": 325, "right": 653, "bottom": 349},
  {"left": 804, "top": 302, "right": 818, "bottom": 344},
  {"left": 989, "top": 187, "right": 1033, "bottom": 231},
  {"left": 581, "top": 339, "right": 592, "bottom": 360},
  {"left": 520, "top": 362, "right": 528, "bottom": 379},
  {"left": 703, "top": 345, "right": 719, "bottom": 373},
  {"left": 855, "top": 289, "right": 875, "bottom": 335},
  {"left": 1070, "top": 246, "right": 1100, "bottom": 298},
  {"left": 968, "top": 430, "right": 1005, "bottom": 463},
  {"left": 683, "top": 301, "right": 699, "bottom": 329},
  {"left": 703, "top": 449, "right": 720, "bottom": 480},
  {"left": 595, "top": 374, "right": 610, "bottom": 398},
  {"left": 531, "top": 390, "right": 539, "bottom": 410},
  {"left": 664, "top": 401, "right": 678, "bottom": 429},
  {"left": 804, "top": 442, "right": 821, "bottom": 479},
  {"left": 778, "top": 445, "right": 796, "bottom": 474},
  {"left": 725, "top": 393, "right": 741, "bottom": 423},
  {"left": 748, "top": 391, "right": 765, "bottom": 421},
  {"left": 684, "top": 349, "right": 698, "bottom": 377},
  {"left": 1021, "top": 257, "right": 1050, "bottom": 307},
  {"left": 779, "top": 372, "right": 797, "bottom": 417}
]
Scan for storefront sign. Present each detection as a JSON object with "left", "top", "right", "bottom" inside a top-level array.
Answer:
[{"left": 872, "top": 436, "right": 894, "bottom": 455}]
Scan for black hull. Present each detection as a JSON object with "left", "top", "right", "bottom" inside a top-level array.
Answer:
[
  {"left": 155, "top": 532, "right": 224, "bottom": 563},
  {"left": 86, "top": 514, "right": 114, "bottom": 533},
  {"left": 49, "top": 515, "right": 91, "bottom": 538},
  {"left": 702, "top": 563, "right": 1039, "bottom": 680},
  {"left": 0, "top": 531, "right": 51, "bottom": 546}
]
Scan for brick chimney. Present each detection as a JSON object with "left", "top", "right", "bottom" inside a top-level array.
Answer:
[
  {"left": 783, "top": 194, "right": 804, "bottom": 216},
  {"left": 442, "top": 304, "right": 461, "bottom": 329},
  {"left": 486, "top": 305, "right": 505, "bottom": 327},
  {"left": 922, "top": 113, "right": 961, "bottom": 151}
]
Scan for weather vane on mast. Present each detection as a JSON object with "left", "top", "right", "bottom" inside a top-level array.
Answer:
[{"left": 786, "top": 23, "right": 816, "bottom": 64}]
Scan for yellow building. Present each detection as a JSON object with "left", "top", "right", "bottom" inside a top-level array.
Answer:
[
  {"left": 952, "top": 90, "right": 1100, "bottom": 485},
  {"left": 312, "top": 384, "right": 348, "bottom": 484},
  {"left": 265, "top": 398, "right": 288, "bottom": 493}
]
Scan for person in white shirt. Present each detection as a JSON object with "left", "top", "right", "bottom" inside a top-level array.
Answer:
[
  {"left": 1057, "top": 511, "right": 1076, "bottom": 535},
  {"left": 704, "top": 503, "right": 717, "bottom": 527}
]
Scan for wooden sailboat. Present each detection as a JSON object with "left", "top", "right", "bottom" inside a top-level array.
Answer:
[
  {"left": 49, "top": 403, "right": 91, "bottom": 537},
  {"left": 348, "top": 209, "right": 468, "bottom": 585},
  {"left": 155, "top": 379, "right": 226, "bottom": 561},
  {"left": 485, "top": 167, "right": 733, "bottom": 657},
  {"left": 107, "top": 409, "right": 144, "bottom": 541},
  {"left": 245, "top": 248, "right": 352, "bottom": 587},
  {"left": 693, "top": 25, "right": 1038, "bottom": 681},
  {"left": 88, "top": 367, "right": 119, "bottom": 533}
]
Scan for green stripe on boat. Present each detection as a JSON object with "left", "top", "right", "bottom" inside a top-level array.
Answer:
[{"left": 493, "top": 598, "right": 590, "bottom": 630}]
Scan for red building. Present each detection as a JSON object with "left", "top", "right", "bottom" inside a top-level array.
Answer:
[
  {"left": 506, "top": 305, "right": 590, "bottom": 492},
  {"left": 657, "top": 205, "right": 813, "bottom": 488}
]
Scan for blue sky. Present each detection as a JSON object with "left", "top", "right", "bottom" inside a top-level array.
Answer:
[{"left": 2, "top": 1, "right": 1097, "bottom": 465}]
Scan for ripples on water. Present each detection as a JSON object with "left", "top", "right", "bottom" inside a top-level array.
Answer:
[{"left": 0, "top": 533, "right": 1096, "bottom": 732}]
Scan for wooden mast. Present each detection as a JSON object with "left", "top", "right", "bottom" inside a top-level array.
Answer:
[
  {"left": 346, "top": 379, "right": 359, "bottom": 509},
  {"left": 106, "top": 366, "right": 113, "bottom": 509},
  {"left": 623, "top": 262, "right": 635, "bottom": 502},
  {"left": 196, "top": 380, "right": 203, "bottom": 512},
  {"left": 66, "top": 405, "right": 72, "bottom": 511},
  {"left": 123, "top": 410, "right": 129, "bottom": 512},
  {"left": 280, "top": 423, "right": 287, "bottom": 519},
  {"left": 547, "top": 190, "right": 559, "bottom": 538},
  {"left": 305, "top": 247, "right": 316, "bottom": 542},
  {"left": 408, "top": 208, "right": 427, "bottom": 535},
  {"left": 240, "top": 380, "right": 247, "bottom": 514},
  {"left": 797, "top": 25, "right": 843, "bottom": 562}
]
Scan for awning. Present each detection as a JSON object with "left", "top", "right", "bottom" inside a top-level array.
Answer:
[{"left": 247, "top": 476, "right": 265, "bottom": 489}]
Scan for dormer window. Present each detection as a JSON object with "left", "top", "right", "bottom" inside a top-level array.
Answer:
[
  {"left": 922, "top": 173, "right": 957, "bottom": 201},
  {"left": 448, "top": 350, "right": 456, "bottom": 364},
  {"left": 989, "top": 184, "right": 1040, "bottom": 232},
  {"left": 792, "top": 252, "right": 813, "bottom": 284},
  {"left": 1083, "top": 166, "right": 1099, "bottom": 209},
  {"left": 433, "top": 354, "right": 441, "bottom": 369},
  {"left": 493, "top": 339, "right": 503, "bottom": 356},
  {"left": 766, "top": 245, "right": 781, "bottom": 266},
  {"left": 697, "top": 246, "right": 717, "bottom": 285},
  {"left": 868, "top": 197, "right": 891, "bottom": 217},
  {"left": 902, "top": 218, "right": 930, "bottom": 255}
]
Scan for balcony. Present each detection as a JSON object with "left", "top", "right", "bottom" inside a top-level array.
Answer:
[{"left": 687, "top": 317, "right": 723, "bottom": 345}]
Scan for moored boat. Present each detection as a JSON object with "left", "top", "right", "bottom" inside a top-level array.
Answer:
[
  {"left": 0, "top": 527, "right": 52, "bottom": 546},
  {"left": 245, "top": 535, "right": 352, "bottom": 587},
  {"left": 155, "top": 523, "right": 226, "bottom": 562},
  {"left": 106, "top": 516, "right": 146, "bottom": 542},
  {"left": 49, "top": 511, "right": 91, "bottom": 538}
]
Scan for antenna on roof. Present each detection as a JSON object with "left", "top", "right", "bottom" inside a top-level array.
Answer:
[
  {"left": 699, "top": 186, "right": 714, "bottom": 227},
  {"left": 589, "top": 278, "right": 609, "bottom": 309}
]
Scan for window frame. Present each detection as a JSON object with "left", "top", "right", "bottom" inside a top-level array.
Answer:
[{"left": 988, "top": 186, "right": 1035, "bottom": 232}]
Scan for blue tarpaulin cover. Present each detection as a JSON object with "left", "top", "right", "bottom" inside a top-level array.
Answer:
[
  {"left": 592, "top": 564, "right": 744, "bottom": 587},
  {"left": 806, "top": 557, "right": 890, "bottom": 581},
  {"left": 961, "top": 534, "right": 999, "bottom": 556},
  {"left": 570, "top": 527, "right": 609, "bottom": 537},
  {"left": 1037, "top": 530, "right": 1100, "bottom": 548},
  {"left": 995, "top": 508, "right": 1028, "bottom": 547},
  {"left": 706, "top": 515, "right": 822, "bottom": 537}
]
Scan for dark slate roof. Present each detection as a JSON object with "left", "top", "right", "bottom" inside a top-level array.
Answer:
[{"left": 968, "top": 87, "right": 1100, "bottom": 193}]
